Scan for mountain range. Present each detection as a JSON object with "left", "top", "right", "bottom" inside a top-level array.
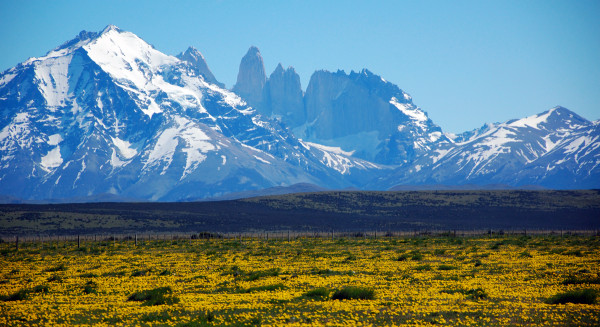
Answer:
[{"left": 0, "top": 25, "right": 598, "bottom": 202}]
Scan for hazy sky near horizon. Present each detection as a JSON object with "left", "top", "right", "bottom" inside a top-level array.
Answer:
[{"left": 1, "top": 0, "right": 598, "bottom": 133}]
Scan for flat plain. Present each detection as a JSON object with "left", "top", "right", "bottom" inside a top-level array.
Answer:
[{"left": 1, "top": 190, "right": 599, "bottom": 236}]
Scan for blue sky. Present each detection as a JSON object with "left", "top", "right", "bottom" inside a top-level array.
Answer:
[{"left": 1, "top": 0, "right": 598, "bottom": 133}]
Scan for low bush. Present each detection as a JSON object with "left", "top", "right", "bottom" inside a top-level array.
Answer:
[
  {"left": 562, "top": 275, "right": 600, "bottom": 285},
  {"left": 131, "top": 268, "right": 151, "bottom": 277},
  {"left": 246, "top": 268, "right": 280, "bottom": 281},
  {"left": 83, "top": 281, "right": 97, "bottom": 294},
  {"left": 32, "top": 285, "right": 49, "bottom": 294},
  {"left": 519, "top": 251, "right": 533, "bottom": 258},
  {"left": 79, "top": 273, "right": 98, "bottom": 278},
  {"left": 1, "top": 289, "right": 29, "bottom": 301},
  {"left": 437, "top": 264, "right": 457, "bottom": 271},
  {"left": 47, "top": 275, "right": 63, "bottom": 282},
  {"left": 546, "top": 289, "right": 597, "bottom": 305},
  {"left": 44, "top": 264, "right": 66, "bottom": 272},
  {"left": 241, "top": 283, "right": 287, "bottom": 293},
  {"left": 127, "top": 286, "right": 179, "bottom": 306},
  {"left": 410, "top": 251, "right": 424, "bottom": 261},
  {"left": 415, "top": 264, "right": 432, "bottom": 271},
  {"left": 302, "top": 287, "right": 330, "bottom": 299},
  {"left": 331, "top": 286, "right": 375, "bottom": 300},
  {"left": 441, "top": 287, "right": 488, "bottom": 300}
]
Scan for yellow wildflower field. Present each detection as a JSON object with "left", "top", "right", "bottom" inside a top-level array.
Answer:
[{"left": 1, "top": 235, "right": 599, "bottom": 326}]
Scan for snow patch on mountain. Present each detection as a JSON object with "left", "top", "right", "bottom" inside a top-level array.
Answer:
[
  {"left": 111, "top": 137, "right": 137, "bottom": 159},
  {"left": 302, "top": 141, "right": 381, "bottom": 174},
  {"left": 509, "top": 110, "right": 554, "bottom": 129},
  {"left": 40, "top": 146, "right": 63, "bottom": 171},
  {"left": 34, "top": 56, "right": 72, "bottom": 107},
  {"left": 304, "top": 141, "right": 355, "bottom": 157},
  {"left": 390, "top": 97, "right": 427, "bottom": 130},
  {"left": 48, "top": 134, "right": 63, "bottom": 146}
]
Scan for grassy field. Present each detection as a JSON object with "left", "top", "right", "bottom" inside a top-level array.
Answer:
[{"left": 1, "top": 235, "right": 599, "bottom": 326}]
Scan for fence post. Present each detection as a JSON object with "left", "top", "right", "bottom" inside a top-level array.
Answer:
[{"left": 78, "top": 235, "right": 80, "bottom": 248}]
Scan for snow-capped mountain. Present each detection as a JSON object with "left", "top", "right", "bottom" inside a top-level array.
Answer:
[
  {"left": 372, "top": 107, "right": 600, "bottom": 189},
  {"left": 0, "top": 25, "right": 598, "bottom": 202},
  {"left": 0, "top": 25, "right": 381, "bottom": 201}
]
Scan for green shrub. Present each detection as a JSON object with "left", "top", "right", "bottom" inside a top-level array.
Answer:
[
  {"left": 434, "top": 249, "right": 446, "bottom": 256},
  {"left": 1, "top": 289, "right": 29, "bottom": 301},
  {"left": 246, "top": 268, "right": 280, "bottom": 281},
  {"left": 397, "top": 254, "right": 409, "bottom": 261},
  {"left": 465, "top": 287, "right": 488, "bottom": 300},
  {"left": 415, "top": 264, "right": 432, "bottom": 271},
  {"left": 44, "top": 264, "right": 66, "bottom": 272},
  {"left": 79, "top": 273, "right": 98, "bottom": 278},
  {"left": 563, "top": 250, "right": 583, "bottom": 257},
  {"left": 546, "top": 289, "right": 597, "bottom": 305},
  {"left": 302, "top": 287, "right": 330, "bottom": 299},
  {"left": 174, "top": 311, "right": 215, "bottom": 326},
  {"left": 47, "top": 275, "right": 63, "bottom": 282},
  {"left": 519, "top": 251, "right": 533, "bottom": 258},
  {"left": 32, "top": 285, "right": 49, "bottom": 294},
  {"left": 562, "top": 275, "right": 600, "bottom": 285},
  {"left": 437, "top": 264, "right": 457, "bottom": 271},
  {"left": 83, "top": 281, "right": 98, "bottom": 294},
  {"left": 102, "top": 271, "right": 126, "bottom": 277},
  {"left": 331, "top": 286, "right": 375, "bottom": 300},
  {"left": 127, "top": 286, "right": 179, "bottom": 306},
  {"left": 131, "top": 269, "right": 151, "bottom": 277},
  {"left": 241, "top": 283, "right": 286, "bottom": 293},
  {"left": 441, "top": 287, "right": 488, "bottom": 300},
  {"left": 141, "top": 310, "right": 172, "bottom": 322},
  {"left": 410, "top": 252, "right": 424, "bottom": 261}
]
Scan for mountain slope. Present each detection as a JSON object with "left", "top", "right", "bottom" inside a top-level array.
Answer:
[{"left": 373, "top": 107, "right": 600, "bottom": 189}]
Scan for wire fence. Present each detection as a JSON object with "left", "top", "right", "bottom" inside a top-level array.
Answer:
[{"left": 2, "top": 229, "right": 599, "bottom": 251}]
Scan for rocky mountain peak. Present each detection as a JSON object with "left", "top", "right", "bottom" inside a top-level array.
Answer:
[
  {"left": 232, "top": 46, "right": 267, "bottom": 109},
  {"left": 273, "top": 63, "right": 285, "bottom": 74},
  {"left": 177, "top": 46, "right": 224, "bottom": 88},
  {"left": 101, "top": 24, "right": 121, "bottom": 34},
  {"left": 263, "top": 63, "right": 304, "bottom": 124}
]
